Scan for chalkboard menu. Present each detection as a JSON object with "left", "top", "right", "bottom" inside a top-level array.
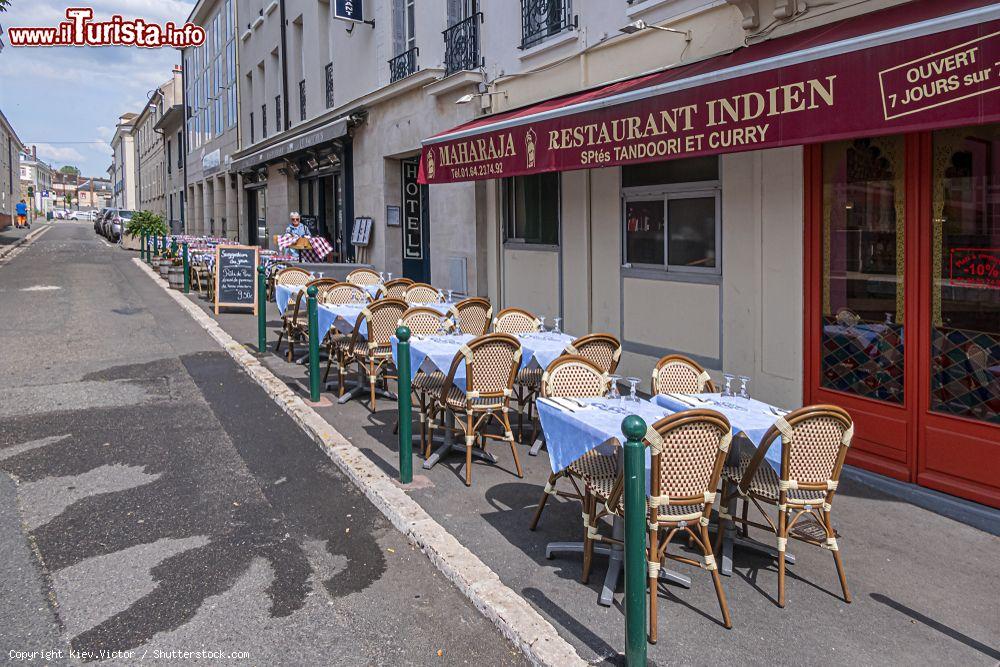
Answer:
[{"left": 214, "top": 244, "right": 259, "bottom": 315}]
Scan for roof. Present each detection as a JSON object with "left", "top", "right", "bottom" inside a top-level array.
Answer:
[{"left": 0, "top": 108, "right": 26, "bottom": 152}]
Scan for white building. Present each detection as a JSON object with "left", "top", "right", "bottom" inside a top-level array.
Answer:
[
  {"left": 0, "top": 109, "right": 25, "bottom": 229},
  {"left": 18, "top": 147, "right": 54, "bottom": 218},
  {"left": 134, "top": 69, "right": 183, "bottom": 219},
  {"left": 110, "top": 113, "right": 138, "bottom": 210}
]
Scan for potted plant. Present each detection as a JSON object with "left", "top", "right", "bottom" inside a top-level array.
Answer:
[
  {"left": 124, "top": 210, "right": 168, "bottom": 254},
  {"left": 167, "top": 257, "right": 186, "bottom": 290}
]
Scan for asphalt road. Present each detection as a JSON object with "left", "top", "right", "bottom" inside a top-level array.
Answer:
[{"left": 0, "top": 222, "right": 526, "bottom": 665}]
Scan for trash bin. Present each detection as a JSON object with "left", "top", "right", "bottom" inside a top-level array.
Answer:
[{"left": 46, "top": 212, "right": 53, "bottom": 220}]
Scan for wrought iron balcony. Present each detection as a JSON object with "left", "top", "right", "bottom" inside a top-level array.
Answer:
[
  {"left": 443, "top": 12, "right": 483, "bottom": 75},
  {"left": 298, "top": 79, "right": 306, "bottom": 121},
  {"left": 325, "top": 62, "right": 335, "bottom": 109},
  {"left": 520, "top": 0, "right": 575, "bottom": 50},
  {"left": 388, "top": 46, "right": 419, "bottom": 83}
]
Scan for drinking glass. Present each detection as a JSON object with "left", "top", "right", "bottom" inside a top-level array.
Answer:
[
  {"left": 447, "top": 289, "right": 454, "bottom": 303},
  {"left": 627, "top": 377, "right": 641, "bottom": 403},
  {"left": 317, "top": 271, "right": 324, "bottom": 279},
  {"left": 538, "top": 316, "right": 546, "bottom": 333},
  {"left": 378, "top": 271, "right": 385, "bottom": 283},
  {"left": 553, "top": 317, "right": 562, "bottom": 334},
  {"left": 387, "top": 272, "right": 393, "bottom": 282},
  {"left": 607, "top": 375, "right": 622, "bottom": 401},
  {"left": 738, "top": 375, "right": 751, "bottom": 400},
  {"left": 722, "top": 373, "right": 735, "bottom": 397},
  {"left": 439, "top": 316, "right": 450, "bottom": 335},
  {"left": 437, "top": 290, "right": 445, "bottom": 303}
]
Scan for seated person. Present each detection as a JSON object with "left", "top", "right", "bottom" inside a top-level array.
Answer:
[{"left": 285, "top": 212, "right": 310, "bottom": 239}]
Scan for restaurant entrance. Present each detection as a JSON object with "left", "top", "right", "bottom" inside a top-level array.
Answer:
[{"left": 805, "top": 124, "right": 1000, "bottom": 508}]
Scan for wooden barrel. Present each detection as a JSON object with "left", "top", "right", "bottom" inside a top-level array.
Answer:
[
  {"left": 159, "top": 262, "right": 171, "bottom": 278},
  {"left": 167, "top": 266, "right": 185, "bottom": 290}
]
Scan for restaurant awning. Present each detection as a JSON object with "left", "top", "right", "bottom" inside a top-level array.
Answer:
[{"left": 419, "top": 0, "right": 1000, "bottom": 184}]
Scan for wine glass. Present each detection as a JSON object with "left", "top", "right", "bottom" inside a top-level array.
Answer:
[
  {"left": 553, "top": 317, "right": 562, "bottom": 335},
  {"left": 378, "top": 271, "right": 385, "bottom": 283},
  {"left": 738, "top": 375, "right": 750, "bottom": 400},
  {"left": 446, "top": 289, "right": 454, "bottom": 303},
  {"left": 386, "top": 272, "right": 393, "bottom": 282},
  {"left": 607, "top": 375, "right": 621, "bottom": 401},
  {"left": 538, "top": 316, "right": 546, "bottom": 333},
  {"left": 627, "top": 377, "right": 641, "bottom": 403},
  {"left": 722, "top": 374, "right": 735, "bottom": 398},
  {"left": 438, "top": 316, "right": 450, "bottom": 335}
]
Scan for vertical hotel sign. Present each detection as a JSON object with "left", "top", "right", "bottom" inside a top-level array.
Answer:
[
  {"left": 419, "top": 20, "right": 1000, "bottom": 184},
  {"left": 402, "top": 159, "right": 423, "bottom": 261}
]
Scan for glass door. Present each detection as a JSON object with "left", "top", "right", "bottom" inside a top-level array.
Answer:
[{"left": 920, "top": 125, "right": 1000, "bottom": 507}]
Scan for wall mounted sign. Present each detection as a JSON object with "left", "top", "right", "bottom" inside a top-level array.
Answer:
[
  {"left": 386, "top": 205, "right": 401, "bottom": 227},
  {"left": 351, "top": 216, "right": 372, "bottom": 246},
  {"left": 401, "top": 159, "right": 431, "bottom": 282},
  {"left": 334, "top": 0, "right": 365, "bottom": 24},
  {"left": 419, "top": 5, "right": 1000, "bottom": 184},
  {"left": 202, "top": 148, "right": 221, "bottom": 174}
]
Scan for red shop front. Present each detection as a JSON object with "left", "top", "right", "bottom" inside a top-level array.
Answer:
[{"left": 422, "top": 0, "right": 1000, "bottom": 506}]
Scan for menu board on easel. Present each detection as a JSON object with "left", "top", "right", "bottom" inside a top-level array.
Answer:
[{"left": 214, "top": 244, "right": 259, "bottom": 315}]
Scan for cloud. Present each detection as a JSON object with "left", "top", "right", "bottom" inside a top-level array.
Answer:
[{"left": 34, "top": 144, "right": 87, "bottom": 164}]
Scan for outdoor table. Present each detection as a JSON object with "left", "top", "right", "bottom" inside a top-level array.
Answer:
[
  {"left": 653, "top": 392, "right": 798, "bottom": 577},
  {"left": 535, "top": 395, "right": 693, "bottom": 606},
  {"left": 364, "top": 284, "right": 382, "bottom": 299}
]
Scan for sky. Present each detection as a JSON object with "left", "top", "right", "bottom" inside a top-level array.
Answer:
[{"left": 0, "top": 0, "right": 194, "bottom": 177}]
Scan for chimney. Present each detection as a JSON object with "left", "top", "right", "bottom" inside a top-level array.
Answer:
[{"left": 31, "top": 145, "right": 36, "bottom": 158}]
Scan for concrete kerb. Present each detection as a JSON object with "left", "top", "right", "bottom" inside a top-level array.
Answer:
[
  {"left": 131, "top": 258, "right": 586, "bottom": 667},
  {"left": 0, "top": 224, "right": 52, "bottom": 262}
]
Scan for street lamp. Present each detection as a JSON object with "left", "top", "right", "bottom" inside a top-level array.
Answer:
[{"left": 619, "top": 19, "right": 691, "bottom": 41}]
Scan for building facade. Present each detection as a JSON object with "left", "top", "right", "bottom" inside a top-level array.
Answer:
[
  {"left": 0, "top": 109, "right": 24, "bottom": 230},
  {"left": 135, "top": 69, "right": 183, "bottom": 218},
  {"left": 77, "top": 178, "right": 113, "bottom": 210},
  {"left": 155, "top": 90, "right": 187, "bottom": 233},
  {"left": 111, "top": 113, "right": 138, "bottom": 210},
  {"left": 229, "top": 0, "right": 486, "bottom": 293},
  {"left": 18, "top": 147, "right": 54, "bottom": 219},
  {"left": 418, "top": 0, "right": 1000, "bottom": 507},
  {"left": 181, "top": 0, "right": 242, "bottom": 239}
]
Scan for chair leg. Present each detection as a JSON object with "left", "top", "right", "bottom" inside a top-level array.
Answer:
[
  {"left": 368, "top": 360, "right": 376, "bottom": 412},
  {"left": 825, "top": 510, "right": 851, "bottom": 603},
  {"left": 464, "top": 413, "right": 474, "bottom": 487},
  {"left": 581, "top": 493, "right": 597, "bottom": 584},
  {"left": 777, "top": 508, "right": 788, "bottom": 608},
  {"left": 741, "top": 497, "right": 750, "bottom": 538},
  {"left": 337, "top": 350, "right": 346, "bottom": 397},
  {"left": 703, "top": 523, "right": 732, "bottom": 629},
  {"left": 274, "top": 328, "right": 285, "bottom": 353},
  {"left": 714, "top": 481, "right": 729, "bottom": 557},
  {"left": 529, "top": 472, "right": 559, "bottom": 530},
  {"left": 425, "top": 408, "right": 437, "bottom": 460},
  {"left": 502, "top": 411, "right": 523, "bottom": 478},
  {"left": 648, "top": 522, "right": 659, "bottom": 644},
  {"left": 516, "top": 390, "right": 524, "bottom": 443}
]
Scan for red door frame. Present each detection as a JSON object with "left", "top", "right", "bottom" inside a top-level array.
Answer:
[{"left": 804, "top": 135, "right": 1000, "bottom": 508}]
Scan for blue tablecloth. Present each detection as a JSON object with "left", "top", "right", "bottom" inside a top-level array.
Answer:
[
  {"left": 537, "top": 396, "right": 671, "bottom": 475},
  {"left": 364, "top": 284, "right": 382, "bottom": 299},
  {"left": 653, "top": 393, "right": 790, "bottom": 472},
  {"left": 275, "top": 284, "right": 301, "bottom": 316},
  {"left": 515, "top": 332, "right": 575, "bottom": 370},
  {"left": 318, "top": 303, "right": 368, "bottom": 338}
]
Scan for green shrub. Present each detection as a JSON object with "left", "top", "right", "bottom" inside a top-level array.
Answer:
[{"left": 125, "top": 210, "right": 168, "bottom": 239}]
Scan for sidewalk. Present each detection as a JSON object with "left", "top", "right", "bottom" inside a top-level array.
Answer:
[{"left": 158, "top": 262, "right": 1000, "bottom": 665}]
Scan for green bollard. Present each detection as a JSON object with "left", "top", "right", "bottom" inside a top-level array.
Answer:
[
  {"left": 153, "top": 234, "right": 159, "bottom": 258},
  {"left": 170, "top": 238, "right": 179, "bottom": 255},
  {"left": 257, "top": 265, "right": 267, "bottom": 354},
  {"left": 161, "top": 235, "right": 168, "bottom": 256},
  {"left": 307, "top": 285, "right": 321, "bottom": 402},
  {"left": 396, "top": 325, "right": 413, "bottom": 484},
  {"left": 622, "top": 415, "right": 648, "bottom": 666},
  {"left": 182, "top": 243, "right": 190, "bottom": 294},
  {"left": 140, "top": 233, "right": 146, "bottom": 261}
]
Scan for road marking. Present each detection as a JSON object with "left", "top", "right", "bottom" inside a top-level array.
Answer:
[
  {"left": 21, "top": 285, "right": 61, "bottom": 291},
  {"left": 0, "top": 434, "right": 71, "bottom": 461}
]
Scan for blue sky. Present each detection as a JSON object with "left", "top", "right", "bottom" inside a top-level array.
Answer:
[{"left": 0, "top": 0, "right": 194, "bottom": 177}]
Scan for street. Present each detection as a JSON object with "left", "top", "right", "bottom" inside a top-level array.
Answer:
[{"left": 0, "top": 221, "right": 525, "bottom": 665}]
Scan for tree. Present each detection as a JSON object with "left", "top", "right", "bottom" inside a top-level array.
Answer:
[
  {"left": 0, "top": 0, "right": 11, "bottom": 12},
  {"left": 59, "top": 165, "right": 80, "bottom": 176}
]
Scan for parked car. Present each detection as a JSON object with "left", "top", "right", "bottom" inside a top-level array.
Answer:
[
  {"left": 53, "top": 210, "right": 68, "bottom": 220},
  {"left": 108, "top": 210, "right": 134, "bottom": 243},
  {"left": 95, "top": 208, "right": 113, "bottom": 234},
  {"left": 68, "top": 210, "right": 95, "bottom": 221},
  {"left": 99, "top": 209, "right": 119, "bottom": 238}
]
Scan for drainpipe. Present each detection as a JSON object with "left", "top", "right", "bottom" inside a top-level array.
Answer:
[{"left": 279, "top": 0, "right": 290, "bottom": 132}]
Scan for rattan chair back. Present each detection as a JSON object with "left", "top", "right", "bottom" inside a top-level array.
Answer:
[
  {"left": 353, "top": 298, "right": 408, "bottom": 349},
  {"left": 566, "top": 334, "right": 622, "bottom": 374},
  {"left": 448, "top": 298, "right": 491, "bottom": 336},
  {"left": 401, "top": 306, "right": 450, "bottom": 336},
  {"left": 492, "top": 307, "right": 540, "bottom": 335},
  {"left": 442, "top": 333, "right": 522, "bottom": 405},
  {"left": 346, "top": 268, "right": 381, "bottom": 286},
  {"left": 322, "top": 282, "right": 369, "bottom": 305},
  {"left": 310, "top": 278, "right": 340, "bottom": 302},
  {"left": 652, "top": 354, "right": 715, "bottom": 395},
  {"left": 275, "top": 267, "right": 311, "bottom": 286},
  {"left": 405, "top": 283, "right": 441, "bottom": 303},
  {"left": 382, "top": 277, "right": 414, "bottom": 299},
  {"left": 541, "top": 355, "right": 608, "bottom": 399},
  {"left": 647, "top": 411, "right": 731, "bottom": 520}
]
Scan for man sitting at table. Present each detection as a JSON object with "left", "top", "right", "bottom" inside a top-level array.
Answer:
[{"left": 285, "top": 212, "right": 310, "bottom": 238}]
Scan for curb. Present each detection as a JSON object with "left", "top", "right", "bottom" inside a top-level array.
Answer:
[
  {"left": 131, "top": 258, "right": 586, "bottom": 667},
  {"left": 0, "top": 224, "right": 51, "bottom": 262}
]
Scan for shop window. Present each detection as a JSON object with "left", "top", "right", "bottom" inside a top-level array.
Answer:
[
  {"left": 622, "top": 156, "right": 719, "bottom": 274},
  {"left": 503, "top": 172, "right": 560, "bottom": 246}
]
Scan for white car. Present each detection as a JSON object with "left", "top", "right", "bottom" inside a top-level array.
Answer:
[
  {"left": 68, "top": 210, "right": 96, "bottom": 221},
  {"left": 52, "top": 210, "right": 68, "bottom": 219}
]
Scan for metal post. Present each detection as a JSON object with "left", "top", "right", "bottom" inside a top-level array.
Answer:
[
  {"left": 140, "top": 233, "right": 146, "bottom": 261},
  {"left": 153, "top": 234, "right": 159, "bottom": 257},
  {"left": 621, "top": 415, "right": 648, "bottom": 666},
  {"left": 161, "top": 235, "right": 168, "bottom": 256},
  {"left": 257, "top": 265, "right": 267, "bottom": 354},
  {"left": 307, "top": 285, "right": 321, "bottom": 402},
  {"left": 182, "top": 242, "right": 190, "bottom": 294},
  {"left": 170, "top": 238, "right": 178, "bottom": 255},
  {"left": 396, "top": 325, "right": 413, "bottom": 484}
]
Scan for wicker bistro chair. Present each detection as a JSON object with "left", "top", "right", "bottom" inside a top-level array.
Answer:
[
  {"left": 528, "top": 356, "right": 613, "bottom": 530},
  {"left": 651, "top": 354, "right": 716, "bottom": 395},
  {"left": 426, "top": 333, "right": 525, "bottom": 487},
  {"left": 716, "top": 405, "right": 854, "bottom": 608},
  {"left": 321, "top": 282, "right": 373, "bottom": 385},
  {"left": 491, "top": 308, "right": 542, "bottom": 440},
  {"left": 588, "top": 411, "right": 734, "bottom": 642},
  {"left": 449, "top": 297, "right": 492, "bottom": 336},
  {"left": 381, "top": 277, "right": 414, "bottom": 299},
  {"left": 565, "top": 333, "right": 622, "bottom": 375},
  {"left": 405, "top": 282, "right": 442, "bottom": 304},
  {"left": 340, "top": 298, "right": 409, "bottom": 411},
  {"left": 398, "top": 307, "right": 455, "bottom": 451},
  {"left": 275, "top": 278, "right": 338, "bottom": 361},
  {"left": 346, "top": 268, "right": 381, "bottom": 286}
]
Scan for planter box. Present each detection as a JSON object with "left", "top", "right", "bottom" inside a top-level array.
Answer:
[
  {"left": 167, "top": 265, "right": 185, "bottom": 290},
  {"left": 121, "top": 233, "right": 143, "bottom": 251}
]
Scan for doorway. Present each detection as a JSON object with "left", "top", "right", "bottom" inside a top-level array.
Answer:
[
  {"left": 805, "top": 127, "right": 1000, "bottom": 508},
  {"left": 402, "top": 158, "right": 431, "bottom": 282}
]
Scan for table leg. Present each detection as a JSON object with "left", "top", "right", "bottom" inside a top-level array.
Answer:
[
  {"left": 528, "top": 436, "right": 545, "bottom": 457},
  {"left": 422, "top": 411, "right": 497, "bottom": 469}
]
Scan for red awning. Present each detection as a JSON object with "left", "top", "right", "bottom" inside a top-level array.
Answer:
[{"left": 419, "top": 0, "right": 1000, "bottom": 184}]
